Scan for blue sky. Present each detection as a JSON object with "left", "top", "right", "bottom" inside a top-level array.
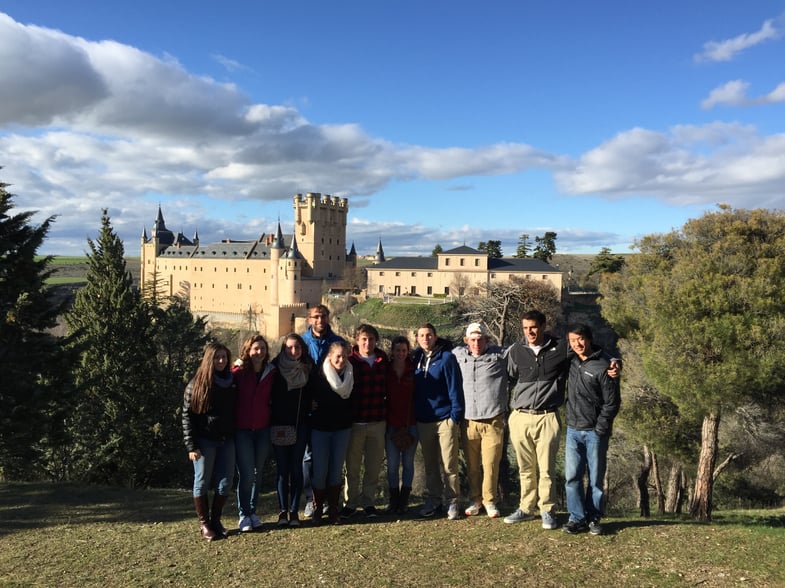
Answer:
[{"left": 1, "top": 1, "right": 784, "bottom": 257}]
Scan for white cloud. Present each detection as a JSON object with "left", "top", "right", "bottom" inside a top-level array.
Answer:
[
  {"left": 694, "top": 14, "right": 783, "bottom": 62},
  {"left": 211, "top": 53, "right": 252, "bottom": 73},
  {"left": 556, "top": 123, "right": 785, "bottom": 207},
  {"left": 701, "top": 80, "right": 785, "bottom": 109}
]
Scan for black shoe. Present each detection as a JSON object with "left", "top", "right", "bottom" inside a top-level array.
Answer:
[
  {"left": 339, "top": 506, "right": 357, "bottom": 519},
  {"left": 588, "top": 520, "right": 603, "bottom": 535},
  {"left": 276, "top": 511, "right": 288, "bottom": 528},
  {"left": 364, "top": 506, "right": 380, "bottom": 518},
  {"left": 562, "top": 520, "right": 588, "bottom": 534}
]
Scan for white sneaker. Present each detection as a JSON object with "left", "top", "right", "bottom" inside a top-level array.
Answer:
[
  {"left": 464, "top": 502, "right": 483, "bottom": 516},
  {"left": 541, "top": 510, "right": 558, "bottom": 530},
  {"left": 447, "top": 503, "right": 461, "bottom": 520},
  {"left": 485, "top": 503, "right": 500, "bottom": 518},
  {"left": 303, "top": 500, "right": 315, "bottom": 519},
  {"left": 249, "top": 513, "right": 263, "bottom": 529},
  {"left": 238, "top": 515, "right": 253, "bottom": 533}
]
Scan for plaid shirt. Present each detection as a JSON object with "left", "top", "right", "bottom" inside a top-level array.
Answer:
[{"left": 349, "top": 347, "right": 389, "bottom": 423}]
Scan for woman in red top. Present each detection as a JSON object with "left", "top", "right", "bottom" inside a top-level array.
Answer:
[
  {"left": 385, "top": 335, "right": 418, "bottom": 514},
  {"left": 233, "top": 335, "right": 275, "bottom": 533}
]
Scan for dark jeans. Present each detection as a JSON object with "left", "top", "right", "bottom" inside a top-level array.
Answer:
[{"left": 272, "top": 424, "right": 309, "bottom": 513}]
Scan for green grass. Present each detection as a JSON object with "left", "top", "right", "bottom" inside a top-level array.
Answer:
[
  {"left": 1, "top": 482, "right": 783, "bottom": 587},
  {"left": 45, "top": 276, "right": 88, "bottom": 285}
]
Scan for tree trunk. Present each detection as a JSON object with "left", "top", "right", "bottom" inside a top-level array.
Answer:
[
  {"left": 664, "top": 462, "right": 683, "bottom": 514},
  {"left": 636, "top": 445, "right": 652, "bottom": 517},
  {"left": 690, "top": 412, "right": 720, "bottom": 521},
  {"left": 651, "top": 450, "right": 665, "bottom": 515},
  {"left": 677, "top": 470, "right": 687, "bottom": 514}
]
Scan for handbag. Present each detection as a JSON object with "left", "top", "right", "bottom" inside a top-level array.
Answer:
[
  {"left": 271, "top": 387, "right": 303, "bottom": 446},
  {"left": 390, "top": 426, "right": 414, "bottom": 451},
  {"left": 271, "top": 425, "right": 297, "bottom": 446}
]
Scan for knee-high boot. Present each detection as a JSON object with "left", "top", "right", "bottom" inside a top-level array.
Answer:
[
  {"left": 397, "top": 486, "right": 412, "bottom": 514},
  {"left": 327, "top": 485, "right": 343, "bottom": 525},
  {"left": 385, "top": 486, "right": 400, "bottom": 514},
  {"left": 210, "top": 494, "right": 230, "bottom": 539},
  {"left": 193, "top": 496, "right": 216, "bottom": 540}
]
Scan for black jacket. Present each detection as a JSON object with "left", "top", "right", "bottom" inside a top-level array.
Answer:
[
  {"left": 182, "top": 375, "right": 237, "bottom": 452},
  {"left": 565, "top": 346, "right": 620, "bottom": 436}
]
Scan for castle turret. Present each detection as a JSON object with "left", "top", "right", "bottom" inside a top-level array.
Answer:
[
  {"left": 375, "top": 239, "right": 386, "bottom": 263},
  {"left": 293, "top": 192, "right": 349, "bottom": 278}
]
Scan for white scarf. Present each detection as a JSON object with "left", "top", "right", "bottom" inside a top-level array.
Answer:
[{"left": 322, "top": 359, "right": 354, "bottom": 400}]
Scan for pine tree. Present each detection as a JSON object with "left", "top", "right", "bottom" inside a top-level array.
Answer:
[
  {"left": 0, "top": 181, "right": 73, "bottom": 479},
  {"left": 514, "top": 233, "right": 531, "bottom": 258},
  {"left": 65, "top": 209, "right": 157, "bottom": 485},
  {"left": 532, "top": 232, "right": 557, "bottom": 262}
]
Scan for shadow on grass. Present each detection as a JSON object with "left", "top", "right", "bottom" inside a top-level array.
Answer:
[{"left": 0, "top": 481, "right": 193, "bottom": 535}]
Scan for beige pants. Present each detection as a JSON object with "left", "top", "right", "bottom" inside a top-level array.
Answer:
[
  {"left": 462, "top": 414, "right": 506, "bottom": 505},
  {"left": 417, "top": 419, "right": 460, "bottom": 505},
  {"left": 508, "top": 410, "right": 562, "bottom": 514},
  {"left": 344, "top": 421, "right": 386, "bottom": 509}
]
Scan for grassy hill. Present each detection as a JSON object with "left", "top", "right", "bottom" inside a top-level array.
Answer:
[{"left": 1, "top": 482, "right": 783, "bottom": 587}]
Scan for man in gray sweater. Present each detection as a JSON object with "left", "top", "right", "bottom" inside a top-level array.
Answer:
[{"left": 453, "top": 322, "right": 508, "bottom": 518}]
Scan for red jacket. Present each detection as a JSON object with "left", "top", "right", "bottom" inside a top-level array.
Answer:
[
  {"left": 233, "top": 364, "right": 275, "bottom": 430},
  {"left": 387, "top": 359, "right": 416, "bottom": 428}
]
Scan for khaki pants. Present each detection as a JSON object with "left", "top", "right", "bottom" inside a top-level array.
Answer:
[
  {"left": 508, "top": 410, "right": 561, "bottom": 514},
  {"left": 462, "top": 414, "right": 506, "bottom": 506},
  {"left": 344, "top": 421, "right": 386, "bottom": 509},
  {"left": 417, "top": 419, "right": 460, "bottom": 505}
]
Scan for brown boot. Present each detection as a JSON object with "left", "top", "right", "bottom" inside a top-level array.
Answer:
[
  {"left": 397, "top": 486, "right": 412, "bottom": 514},
  {"left": 210, "top": 494, "right": 229, "bottom": 539},
  {"left": 312, "top": 488, "right": 326, "bottom": 526},
  {"left": 193, "top": 496, "right": 216, "bottom": 541},
  {"left": 327, "top": 485, "right": 342, "bottom": 525}
]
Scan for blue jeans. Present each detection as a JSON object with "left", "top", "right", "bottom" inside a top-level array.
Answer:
[
  {"left": 302, "top": 427, "right": 313, "bottom": 500},
  {"left": 311, "top": 428, "right": 351, "bottom": 489},
  {"left": 564, "top": 427, "right": 609, "bottom": 523},
  {"left": 192, "top": 436, "right": 235, "bottom": 497},
  {"left": 272, "top": 424, "right": 308, "bottom": 513},
  {"left": 235, "top": 428, "right": 271, "bottom": 517},
  {"left": 385, "top": 425, "right": 419, "bottom": 488}
]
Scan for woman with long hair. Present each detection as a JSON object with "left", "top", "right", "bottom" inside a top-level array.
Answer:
[
  {"left": 182, "top": 342, "right": 237, "bottom": 540},
  {"left": 233, "top": 334, "right": 275, "bottom": 532},
  {"left": 309, "top": 341, "right": 354, "bottom": 524},
  {"left": 270, "top": 333, "right": 314, "bottom": 528},
  {"left": 385, "top": 335, "right": 418, "bottom": 514}
]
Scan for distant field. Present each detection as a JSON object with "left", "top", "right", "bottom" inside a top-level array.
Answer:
[{"left": 42, "top": 256, "right": 141, "bottom": 285}]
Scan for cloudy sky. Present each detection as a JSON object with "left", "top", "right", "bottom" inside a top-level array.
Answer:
[{"left": 1, "top": 1, "right": 784, "bottom": 257}]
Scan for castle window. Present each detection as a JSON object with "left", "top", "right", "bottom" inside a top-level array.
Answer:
[
  {"left": 379, "top": 272, "right": 385, "bottom": 276},
  {"left": 542, "top": 275, "right": 548, "bottom": 280},
  {"left": 411, "top": 272, "right": 416, "bottom": 277},
  {"left": 525, "top": 274, "right": 531, "bottom": 280},
  {"left": 460, "top": 258, "right": 464, "bottom": 266},
  {"left": 474, "top": 259, "right": 479, "bottom": 266},
  {"left": 427, "top": 272, "right": 433, "bottom": 277},
  {"left": 491, "top": 273, "right": 496, "bottom": 278},
  {"left": 445, "top": 259, "right": 450, "bottom": 266},
  {"left": 395, "top": 272, "right": 400, "bottom": 277},
  {"left": 444, "top": 287, "right": 450, "bottom": 295},
  {"left": 427, "top": 286, "right": 433, "bottom": 295}
]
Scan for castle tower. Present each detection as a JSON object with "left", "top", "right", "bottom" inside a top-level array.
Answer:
[
  {"left": 293, "top": 193, "right": 349, "bottom": 278},
  {"left": 269, "top": 220, "right": 284, "bottom": 309},
  {"left": 280, "top": 233, "right": 302, "bottom": 305}
]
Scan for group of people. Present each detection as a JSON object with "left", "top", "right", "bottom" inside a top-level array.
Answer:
[{"left": 182, "top": 306, "right": 620, "bottom": 541}]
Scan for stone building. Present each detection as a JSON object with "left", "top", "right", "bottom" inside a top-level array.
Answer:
[
  {"left": 365, "top": 245, "right": 562, "bottom": 299},
  {"left": 140, "top": 193, "right": 354, "bottom": 338}
]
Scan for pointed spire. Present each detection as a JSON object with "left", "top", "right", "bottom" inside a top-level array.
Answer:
[
  {"left": 349, "top": 241, "right": 357, "bottom": 256},
  {"left": 193, "top": 228, "right": 199, "bottom": 246},
  {"left": 152, "top": 204, "right": 166, "bottom": 234},
  {"left": 142, "top": 227, "right": 148, "bottom": 241},
  {"left": 285, "top": 233, "right": 302, "bottom": 259},
  {"left": 375, "top": 238, "right": 385, "bottom": 263},
  {"left": 272, "top": 219, "right": 284, "bottom": 249}
]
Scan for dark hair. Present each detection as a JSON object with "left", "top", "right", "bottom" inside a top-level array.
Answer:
[
  {"left": 522, "top": 310, "right": 546, "bottom": 326},
  {"left": 277, "top": 332, "right": 314, "bottom": 367},
  {"left": 391, "top": 335, "right": 411, "bottom": 352},
  {"left": 568, "top": 323, "right": 593, "bottom": 342},
  {"left": 417, "top": 323, "right": 436, "bottom": 336},
  {"left": 355, "top": 323, "right": 380, "bottom": 340},
  {"left": 309, "top": 304, "right": 330, "bottom": 318},
  {"left": 185, "top": 342, "right": 232, "bottom": 414},
  {"left": 239, "top": 334, "right": 269, "bottom": 371}
]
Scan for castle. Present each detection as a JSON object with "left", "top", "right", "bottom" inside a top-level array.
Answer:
[{"left": 140, "top": 193, "right": 355, "bottom": 338}]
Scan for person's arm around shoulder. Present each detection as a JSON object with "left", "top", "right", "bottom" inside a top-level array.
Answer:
[{"left": 443, "top": 352, "right": 465, "bottom": 424}]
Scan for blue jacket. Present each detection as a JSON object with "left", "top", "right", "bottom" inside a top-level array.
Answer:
[
  {"left": 301, "top": 326, "right": 346, "bottom": 365},
  {"left": 413, "top": 338, "right": 464, "bottom": 424}
]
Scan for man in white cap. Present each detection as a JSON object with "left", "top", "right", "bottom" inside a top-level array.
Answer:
[{"left": 452, "top": 322, "right": 508, "bottom": 518}]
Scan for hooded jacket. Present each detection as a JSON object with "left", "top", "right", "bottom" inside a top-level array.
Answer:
[
  {"left": 565, "top": 345, "right": 620, "bottom": 436},
  {"left": 413, "top": 338, "right": 464, "bottom": 423}
]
